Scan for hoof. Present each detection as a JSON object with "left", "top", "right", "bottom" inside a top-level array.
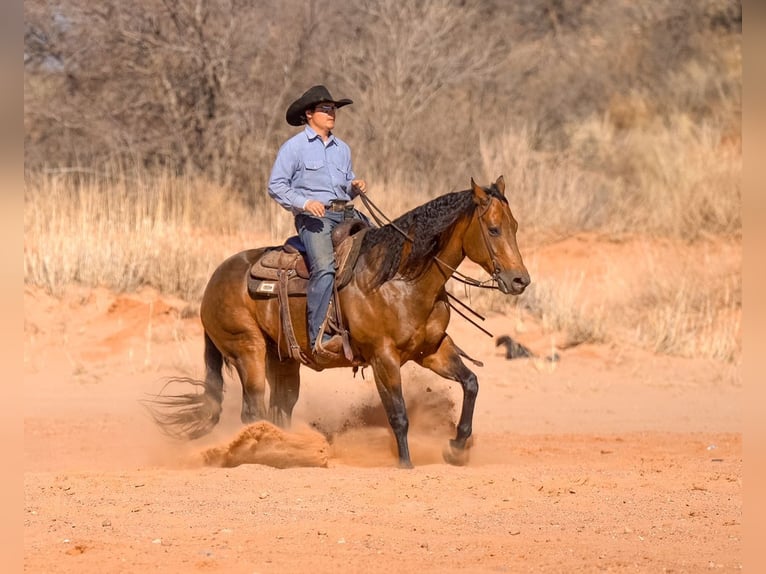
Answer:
[
  {"left": 398, "top": 459, "right": 414, "bottom": 470},
  {"left": 442, "top": 442, "right": 470, "bottom": 466}
]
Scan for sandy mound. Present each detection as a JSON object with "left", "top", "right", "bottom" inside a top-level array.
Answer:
[{"left": 201, "top": 421, "right": 330, "bottom": 468}]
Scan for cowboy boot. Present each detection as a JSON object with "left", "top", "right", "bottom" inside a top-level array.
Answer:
[{"left": 313, "top": 333, "right": 344, "bottom": 360}]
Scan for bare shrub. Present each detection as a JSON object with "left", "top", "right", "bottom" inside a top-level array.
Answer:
[
  {"left": 25, "top": 0, "right": 740, "bottom": 225},
  {"left": 332, "top": 0, "right": 505, "bottom": 191},
  {"left": 24, "top": 0, "right": 324, "bottom": 200}
]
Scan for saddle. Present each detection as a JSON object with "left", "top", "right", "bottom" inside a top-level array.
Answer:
[
  {"left": 247, "top": 219, "right": 369, "bottom": 366},
  {"left": 248, "top": 242, "right": 310, "bottom": 297}
]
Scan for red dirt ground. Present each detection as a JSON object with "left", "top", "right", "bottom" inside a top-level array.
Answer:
[{"left": 23, "top": 234, "right": 742, "bottom": 573}]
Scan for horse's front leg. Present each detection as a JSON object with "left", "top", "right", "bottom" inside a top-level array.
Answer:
[
  {"left": 418, "top": 334, "right": 478, "bottom": 465},
  {"left": 370, "top": 345, "right": 413, "bottom": 469}
]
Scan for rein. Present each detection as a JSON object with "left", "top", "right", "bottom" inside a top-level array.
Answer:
[{"left": 357, "top": 191, "right": 501, "bottom": 337}]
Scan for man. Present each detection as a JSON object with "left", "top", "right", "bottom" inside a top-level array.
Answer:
[{"left": 267, "top": 85, "right": 367, "bottom": 360}]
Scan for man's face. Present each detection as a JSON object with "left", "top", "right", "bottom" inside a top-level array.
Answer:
[{"left": 306, "top": 102, "right": 337, "bottom": 132}]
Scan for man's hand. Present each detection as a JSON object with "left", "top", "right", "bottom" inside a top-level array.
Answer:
[
  {"left": 303, "top": 199, "right": 325, "bottom": 217},
  {"left": 351, "top": 179, "right": 367, "bottom": 194}
]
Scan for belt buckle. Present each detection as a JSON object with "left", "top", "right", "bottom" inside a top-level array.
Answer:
[{"left": 329, "top": 200, "right": 347, "bottom": 212}]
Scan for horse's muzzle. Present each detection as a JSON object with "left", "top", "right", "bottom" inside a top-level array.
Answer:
[{"left": 495, "top": 269, "right": 531, "bottom": 295}]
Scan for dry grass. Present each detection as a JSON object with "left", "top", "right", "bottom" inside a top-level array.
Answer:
[
  {"left": 24, "top": 167, "right": 255, "bottom": 300},
  {"left": 517, "top": 273, "right": 610, "bottom": 348},
  {"left": 446, "top": 234, "right": 741, "bottom": 364},
  {"left": 480, "top": 115, "right": 741, "bottom": 239},
  {"left": 628, "top": 250, "right": 741, "bottom": 362},
  {"left": 24, "top": 138, "right": 741, "bottom": 363},
  {"left": 519, "top": 268, "right": 740, "bottom": 363}
]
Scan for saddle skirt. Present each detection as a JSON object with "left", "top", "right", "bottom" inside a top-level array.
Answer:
[{"left": 247, "top": 219, "right": 369, "bottom": 298}]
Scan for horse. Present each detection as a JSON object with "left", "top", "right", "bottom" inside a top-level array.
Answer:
[{"left": 145, "top": 176, "right": 530, "bottom": 468}]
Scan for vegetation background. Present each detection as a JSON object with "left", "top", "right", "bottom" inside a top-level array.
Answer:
[{"left": 23, "top": 0, "right": 741, "bottom": 364}]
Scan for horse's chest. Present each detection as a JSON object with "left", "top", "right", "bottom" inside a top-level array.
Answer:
[
  {"left": 345, "top": 286, "right": 449, "bottom": 348},
  {"left": 404, "top": 299, "right": 450, "bottom": 350},
  {"left": 423, "top": 299, "right": 450, "bottom": 336}
]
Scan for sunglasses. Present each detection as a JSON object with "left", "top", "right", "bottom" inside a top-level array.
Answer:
[{"left": 314, "top": 104, "right": 337, "bottom": 114}]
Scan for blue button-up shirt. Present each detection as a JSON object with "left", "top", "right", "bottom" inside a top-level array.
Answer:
[{"left": 268, "top": 126, "right": 358, "bottom": 215}]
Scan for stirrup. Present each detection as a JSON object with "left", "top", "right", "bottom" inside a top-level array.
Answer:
[{"left": 313, "top": 334, "right": 343, "bottom": 356}]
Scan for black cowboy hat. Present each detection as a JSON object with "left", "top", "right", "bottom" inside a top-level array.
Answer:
[{"left": 285, "top": 85, "right": 353, "bottom": 126}]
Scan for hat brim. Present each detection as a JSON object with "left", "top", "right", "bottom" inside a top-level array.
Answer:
[{"left": 286, "top": 97, "right": 353, "bottom": 126}]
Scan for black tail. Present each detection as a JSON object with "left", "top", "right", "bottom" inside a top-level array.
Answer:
[{"left": 141, "top": 332, "right": 226, "bottom": 440}]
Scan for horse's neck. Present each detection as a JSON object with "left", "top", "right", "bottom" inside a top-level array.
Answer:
[{"left": 417, "top": 216, "right": 470, "bottom": 294}]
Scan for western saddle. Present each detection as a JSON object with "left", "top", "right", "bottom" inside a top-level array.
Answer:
[{"left": 247, "top": 219, "right": 369, "bottom": 366}]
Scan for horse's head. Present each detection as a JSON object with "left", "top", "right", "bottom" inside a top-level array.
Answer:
[{"left": 463, "top": 176, "right": 531, "bottom": 295}]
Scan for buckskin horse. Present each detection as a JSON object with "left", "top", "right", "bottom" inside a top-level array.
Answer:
[{"left": 145, "top": 176, "right": 530, "bottom": 468}]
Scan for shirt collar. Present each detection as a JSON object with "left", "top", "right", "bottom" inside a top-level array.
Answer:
[{"left": 304, "top": 125, "right": 335, "bottom": 145}]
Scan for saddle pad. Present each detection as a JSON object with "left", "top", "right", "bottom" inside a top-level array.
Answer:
[{"left": 247, "top": 276, "right": 308, "bottom": 298}]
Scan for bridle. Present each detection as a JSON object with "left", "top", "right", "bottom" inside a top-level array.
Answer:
[
  {"left": 447, "top": 195, "right": 508, "bottom": 289},
  {"left": 357, "top": 190, "right": 511, "bottom": 337}
]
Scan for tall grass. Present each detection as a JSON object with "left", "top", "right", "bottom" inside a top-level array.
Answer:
[
  {"left": 517, "top": 272, "right": 610, "bottom": 348},
  {"left": 480, "top": 114, "right": 741, "bottom": 239},
  {"left": 628, "top": 247, "right": 741, "bottom": 362},
  {"left": 24, "top": 166, "right": 256, "bottom": 299}
]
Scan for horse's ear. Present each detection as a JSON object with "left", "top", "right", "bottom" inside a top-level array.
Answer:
[
  {"left": 494, "top": 175, "right": 506, "bottom": 196},
  {"left": 471, "top": 177, "right": 489, "bottom": 205}
]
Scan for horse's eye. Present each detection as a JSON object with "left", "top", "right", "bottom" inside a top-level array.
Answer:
[{"left": 488, "top": 226, "right": 501, "bottom": 237}]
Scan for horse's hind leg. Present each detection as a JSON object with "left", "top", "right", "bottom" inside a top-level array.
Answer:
[
  {"left": 266, "top": 345, "right": 300, "bottom": 428},
  {"left": 418, "top": 335, "right": 478, "bottom": 465},
  {"left": 231, "top": 346, "right": 269, "bottom": 425}
]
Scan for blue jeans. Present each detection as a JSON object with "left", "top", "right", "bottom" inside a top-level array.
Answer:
[{"left": 295, "top": 209, "right": 359, "bottom": 348}]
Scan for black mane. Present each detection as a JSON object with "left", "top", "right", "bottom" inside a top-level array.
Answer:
[{"left": 360, "top": 184, "right": 507, "bottom": 288}]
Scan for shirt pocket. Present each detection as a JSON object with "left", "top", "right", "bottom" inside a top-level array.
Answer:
[{"left": 303, "top": 160, "right": 325, "bottom": 172}]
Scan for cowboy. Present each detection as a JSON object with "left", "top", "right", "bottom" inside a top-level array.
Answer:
[{"left": 267, "top": 85, "right": 368, "bottom": 360}]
